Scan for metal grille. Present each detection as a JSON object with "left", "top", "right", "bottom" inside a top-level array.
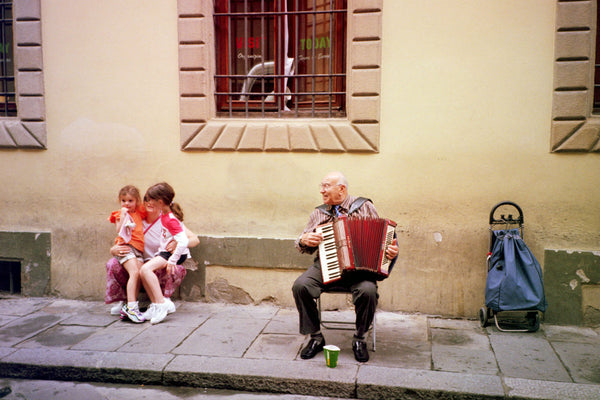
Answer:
[
  {"left": 214, "top": 0, "right": 346, "bottom": 118},
  {"left": 594, "top": 2, "right": 600, "bottom": 114},
  {"left": 0, "top": 0, "right": 14, "bottom": 117},
  {"left": 0, "top": 260, "right": 20, "bottom": 293}
]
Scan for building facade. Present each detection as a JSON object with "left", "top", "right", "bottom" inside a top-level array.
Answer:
[{"left": 1, "top": 0, "right": 599, "bottom": 325}]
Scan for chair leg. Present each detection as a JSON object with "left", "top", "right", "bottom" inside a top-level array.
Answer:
[
  {"left": 318, "top": 294, "right": 377, "bottom": 351},
  {"left": 372, "top": 312, "right": 376, "bottom": 351}
]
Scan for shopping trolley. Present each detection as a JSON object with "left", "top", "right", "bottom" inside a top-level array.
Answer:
[{"left": 479, "top": 201, "right": 547, "bottom": 332}]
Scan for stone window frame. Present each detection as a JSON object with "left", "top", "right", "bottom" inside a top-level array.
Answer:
[
  {"left": 0, "top": 0, "right": 46, "bottom": 149},
  {"left": 551, "top": 0, "right": 600, "bottom": 152},
  {"left": 177, "top": 0, "right": 382, "bottom": 153}
]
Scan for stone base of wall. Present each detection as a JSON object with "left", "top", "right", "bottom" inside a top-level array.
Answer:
[
  {"left": 544, "top": 249, "right": 600, "bottom": 326},
  {"left": 0, "top": 231, "right": 51, "bottom": 297},
  {"left": 178, "top": 235, "right": 313, "bottom": 305}
]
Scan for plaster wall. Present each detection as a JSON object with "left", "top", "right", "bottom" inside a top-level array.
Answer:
[{"left": 1, "top": 1, "right": 599, "bottom": 318}]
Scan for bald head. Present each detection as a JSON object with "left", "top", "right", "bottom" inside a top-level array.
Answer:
[{"left": 319, "top": 171, "right": 349, "bottom": 205}]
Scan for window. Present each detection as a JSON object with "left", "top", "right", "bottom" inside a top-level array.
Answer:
[
  {"left": 0, "top": 0, "right": 46, "bottom": 149},
  {"left": 0, "top": 0, "right": 15, "bottom": 117},
  {"left": 594, "top": 1, "right": 600, "bottom": 114},
  {"left": 178, "top": 0, "right": 383, "bottom": 152},
  {"left": 214, "top": 0, "right": 347, "bottom": 118}
]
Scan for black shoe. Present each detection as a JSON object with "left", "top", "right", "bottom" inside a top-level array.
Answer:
[
  {"left": 352, "top": 339, "right": 369, "bottom": 362},
  {"left": 301, "top": 337, "right": 325, "bottom": 359}
]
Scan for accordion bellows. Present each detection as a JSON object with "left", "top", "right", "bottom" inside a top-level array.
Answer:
[{"left": 316, "top": 216, "right": 397, "bottom": 283}]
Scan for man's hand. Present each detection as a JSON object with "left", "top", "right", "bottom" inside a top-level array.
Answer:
[
  {"left": 300, "top": 232, "right": 323, "bottom": 247},
  {"left": 385, "top": 238, "right": 398, "bottom": 260}
]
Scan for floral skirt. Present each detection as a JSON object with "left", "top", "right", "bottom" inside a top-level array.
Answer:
[{"left": 105, "top": 257, "right": 187, "bottom": 304}]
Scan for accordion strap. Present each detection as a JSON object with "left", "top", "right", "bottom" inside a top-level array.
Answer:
[{"left": 316, "top": 197, "right": 373, "bottom": 216}]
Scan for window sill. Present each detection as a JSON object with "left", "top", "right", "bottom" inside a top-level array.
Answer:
[{"left": 181, "top": 118, "right": 378, "bottom": 152}]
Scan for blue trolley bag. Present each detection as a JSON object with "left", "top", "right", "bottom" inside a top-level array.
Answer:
[{"left": 485, "top": 229, "right": 547, "bottom": 313}]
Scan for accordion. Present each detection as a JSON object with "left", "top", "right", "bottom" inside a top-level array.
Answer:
[{"left": 316, "top": 216, "right": 397, "bottom": 284}]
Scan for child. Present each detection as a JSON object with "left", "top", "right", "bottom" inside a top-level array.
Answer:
[
  {"left": 108, "top": 185, "right": 147, "bottom": 323},
  {"left": 140, "top": 182, "right": 190, "bottom": 324}
]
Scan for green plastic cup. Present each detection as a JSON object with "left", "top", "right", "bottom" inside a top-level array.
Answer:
[{"left": 323, "top": 344, "right": 340, "bottom": 368}]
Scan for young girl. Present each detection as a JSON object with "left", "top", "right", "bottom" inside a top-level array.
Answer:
[
  {"left": 108, "top": 185, "right": 147, "bottom": 323},
  {"left": 140, "top": 182, "right": 190, "bottom": 324}
]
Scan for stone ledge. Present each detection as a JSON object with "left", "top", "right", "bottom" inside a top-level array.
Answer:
[{"left": 191, "top": 236, "right": 313, "bottom": 270}]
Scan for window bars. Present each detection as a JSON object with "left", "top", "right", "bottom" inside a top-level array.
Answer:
[
  {"left": 0, "top": 0, "right": 14, "bottom": 117},
  {"left": 214, "top": 0, "right": 346, "bottom": 118}
]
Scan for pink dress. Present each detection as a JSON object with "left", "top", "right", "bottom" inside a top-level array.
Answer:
[{"left": 105, "top": 258, "right": 186, "bottom": 303}]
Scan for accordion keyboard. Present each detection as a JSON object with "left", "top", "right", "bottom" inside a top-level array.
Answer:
[{"left": 316, "top": 223, "right": 342, "bottom": 283}]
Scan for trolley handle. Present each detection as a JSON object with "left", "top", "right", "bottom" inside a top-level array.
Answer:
[{"left": 489, "top": 201, "right": 523, "bottom": 225}]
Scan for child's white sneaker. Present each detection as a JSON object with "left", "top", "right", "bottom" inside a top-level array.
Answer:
[
  {"left": 110, "top": 301, "right": 123, "bottom": 315},
  {"left": 150, "top": 302, "right": 169, "bottom": 324},
  {"left": 120, "top": 303, "right": 145, "bottom": 323},
  {"left": 142, "top": 303, "right": 156, "bottom": 320},
  {"left": 165, "top": 297, "right": 176, "bottom": 314}
]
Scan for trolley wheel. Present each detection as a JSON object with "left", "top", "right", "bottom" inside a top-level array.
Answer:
[
  {"left": 527, "top": 312, "right": 540, "bottom": 332},
  {"left": 479, "top": 307, "right": 489, "bottom": 328}
]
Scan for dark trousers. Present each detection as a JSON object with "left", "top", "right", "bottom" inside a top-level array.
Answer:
[{"left": 292, "top": 259, "right": 378, "bottom": 338}]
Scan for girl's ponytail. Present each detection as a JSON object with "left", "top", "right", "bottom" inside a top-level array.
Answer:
[{"left": 170, "top": 202, "right": 184, "bottom": 221}]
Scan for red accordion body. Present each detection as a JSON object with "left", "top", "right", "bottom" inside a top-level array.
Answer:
[{"left": 316, "top": 216, "right": 397, "bottom": 284}]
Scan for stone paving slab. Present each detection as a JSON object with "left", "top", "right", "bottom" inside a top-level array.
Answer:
[
  {"left": 0, "top": 315, "right": 19, "bottom": 327},
  {"left": 431, "top": 327, "right": 498, "bottom": 375},
  {"left": 544, "top": 324, "right": 600, "bottom": 344},
  {"left": 488, "top": 330, "right": 572, "bottom": 382},
  {"left": 185, "top": 303, "right": 279, "bottom": 320},
  {"left": 0, "top": 297, "right": 53, "bottom": 316},
  {"left": 262, "top": 308, "right": 299, "bottom": 334},
  {"left": 61, "top": 312, "right": 116, "bottom": 327},
  {"left": 173, "top": 314, "right": 269, "bottom": 357},
  {"left": 551, "top": 341, "right": 600, "bottom": 385},
  {"left": 0, "top": 312, "right": 64, "bottom": 346},
  {"left": 16, "top": 324, "right": 98, "bottom": 350},
  {"left": 120, "top": 324, "right": 197, "bottom": 354},
  {"left": 155, "top": 303, "right": 212, "bottom": 327},
  {"left": 0, "top": 347, "right": 16, "bottom": 359},
  {"left": 244, "top": 333, "right": 305, "bottom": 360},
  {"left": 70, "top": 322, "right": 150, "bottom": 351}
]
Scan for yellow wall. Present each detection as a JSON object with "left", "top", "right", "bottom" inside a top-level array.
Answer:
[{"left": 1, "top": 1, "right": 599, "bottom": 317}]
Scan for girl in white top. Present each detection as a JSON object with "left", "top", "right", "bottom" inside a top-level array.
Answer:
[{"left": 140, "top": 182, "right": 190, "bottom": 324}]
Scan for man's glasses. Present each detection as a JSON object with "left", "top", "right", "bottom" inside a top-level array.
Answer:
[{"left": 319, "top": 183, "right": 341, "bottom": 190}]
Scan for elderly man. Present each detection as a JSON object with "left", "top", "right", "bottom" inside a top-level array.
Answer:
[{"left": 292, "top": 171, "right": 398, "bottom": 362}]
